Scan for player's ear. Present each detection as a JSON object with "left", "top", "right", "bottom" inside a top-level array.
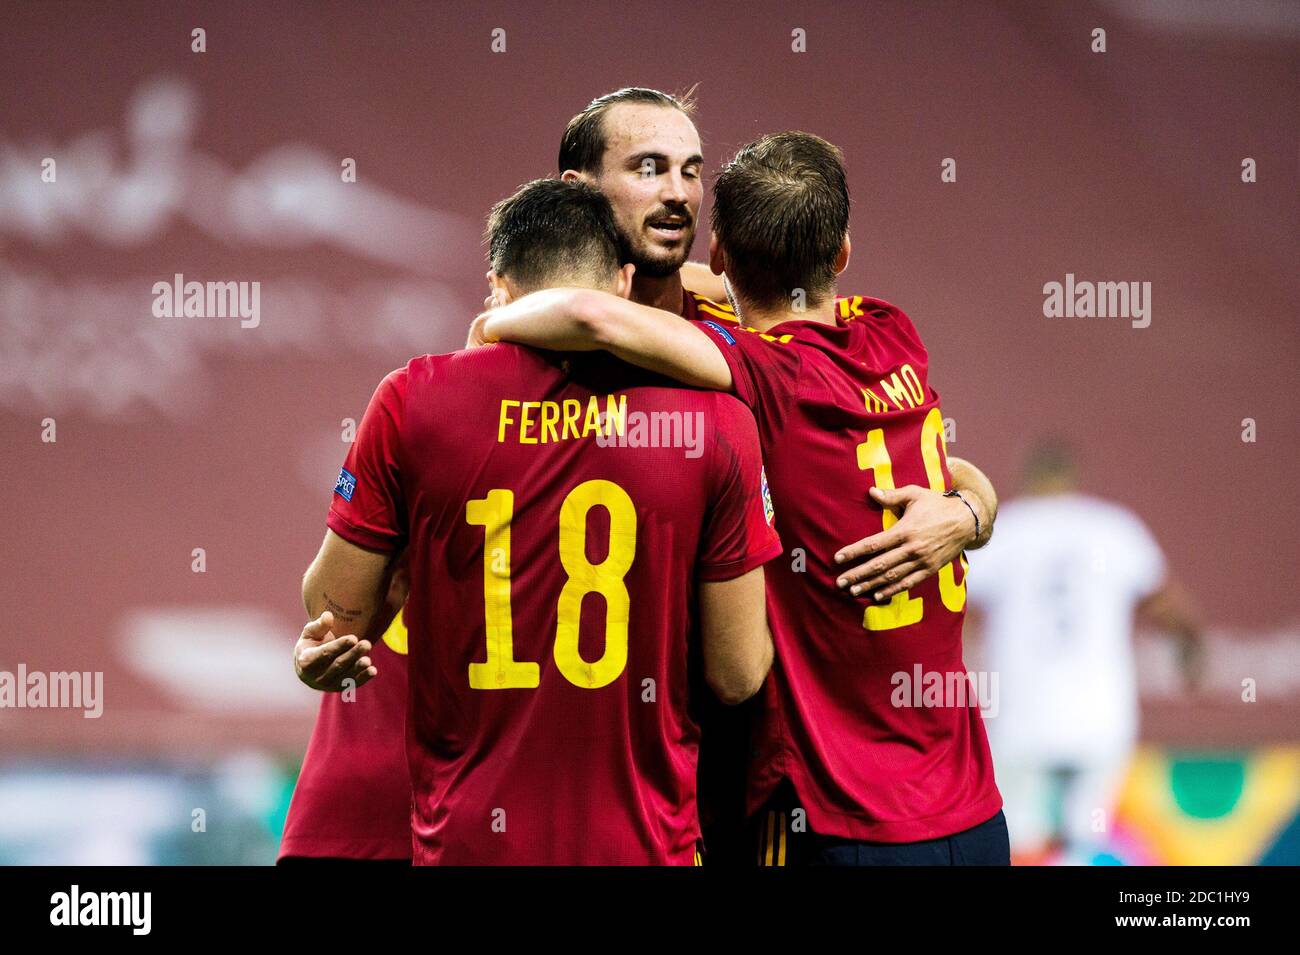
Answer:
[
  {"left": 614, "top": 263, "right": 636, "bottom": 299},
  {"left": 708, "top": 233, "right": 725, "bottom": 275},
  {"left": 560, "top": 169, "right": 585, "bottom": 184},
  {"left": 833, "top": 234, "right": 851, "bottom": 275}
]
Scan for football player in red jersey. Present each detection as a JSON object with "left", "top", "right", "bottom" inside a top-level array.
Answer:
[
  {"left": 542, "top": 86, "right": 765, "bottom": 862},
  {"left": 473, "top": 88, "right": 721, "bottom": 326},
  {"left": 554, "top": 87, "right": 703, "bottom": 317},
  {"left": 295, "top": 178, "right": 780, "bottom": 865},
  {"left": 283, "top": 87, "right": 720, "bottom": 867},
  {"left": 476, "top": 132, "right": 1009, "bottom": 865},
  {"left": 279, "top": 559, "right": 413, "bottom": 865}
]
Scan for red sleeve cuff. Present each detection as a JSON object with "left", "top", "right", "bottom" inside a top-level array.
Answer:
[
  {"left": 696, "top": 322, "right": 756, "bottom": 409},
  {"left": 696, "top": 537, "right": 784, "bottom": 582},
  {"left": 326, "top": 510, "right": 402, "bottom": 553}
]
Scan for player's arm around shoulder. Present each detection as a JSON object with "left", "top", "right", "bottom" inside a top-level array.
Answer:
[{"left": 478, "top": 287, "right": 733, "bottom": 391}]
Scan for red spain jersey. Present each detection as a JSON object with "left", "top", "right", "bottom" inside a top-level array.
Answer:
[
  {"left": 692, "top": 294, "right": 1002, "bottom": 842},
  {"left": 680, "top": 288, "right": 717, "bottom": 323},
  {"left": 327, "top": 344, "right": 781, "bottom": 865},
  {"left": 281, "top": 289, "right": 717, "bottom": 863},
  {"left": 280, "top": 615, "right": 412, "bottom": 861}
]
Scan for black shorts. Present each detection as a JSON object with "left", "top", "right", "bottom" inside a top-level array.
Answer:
[{"left": 752, "top": 780, "right": 1010, "bottom": 866}]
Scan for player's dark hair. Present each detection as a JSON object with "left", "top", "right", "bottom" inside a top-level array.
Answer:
[
  {"left": 485, "top": 178, "right": 623, "bottom": 292},
  {"left": 1024, "top": 438, "right": 1076, "bottom": 483},
  {"left": 711, "top": 131, "right": 850, "bottom": 311},
  {"left": 558, "top": 86, "right": 698, "bottom": 174}
]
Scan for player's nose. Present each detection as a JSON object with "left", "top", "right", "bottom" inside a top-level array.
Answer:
[{"left": 661, "top": 168, "right": 691, "bottom": 206}]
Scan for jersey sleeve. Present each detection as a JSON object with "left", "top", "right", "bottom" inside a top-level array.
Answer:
[
  {"left": 690, "top": 319, "right": 802, "bottom": 427},
  {"left": 1115, "top": 509, "right": 1167, "bottom": 600},
  {"left": 696, "top": 393, "right": 784, "bottom": 581},
  {"left": 326, "top": 368, "right": 408, "bottom": 553}
]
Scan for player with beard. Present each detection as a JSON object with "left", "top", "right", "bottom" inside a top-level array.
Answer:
[
  {"left": 475, "top": 132, "right": 1008, "bottom": 865},
  {"left": 473, "top": 90, "right": 1002, "bottom": 863},
  {"left": 517, "top": 88, "right": 996, "bottom": 620}
]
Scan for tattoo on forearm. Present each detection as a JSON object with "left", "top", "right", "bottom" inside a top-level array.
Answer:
[{"left": 322, "top": 592, "right": 363, "bottom": 623}]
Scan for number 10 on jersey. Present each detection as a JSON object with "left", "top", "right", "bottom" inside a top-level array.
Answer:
[{"left": 855, "top": 407, "right": 967, "bottom": 631}]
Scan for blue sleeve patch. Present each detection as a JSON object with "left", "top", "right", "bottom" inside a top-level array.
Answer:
[
  {"left": 761, "top": 467, "right": 775, "bottom": 524},
  {"left": 701, "top": 320, "right": 736, "bottom": 346},
  {"left": 334, "top": 467, "right": 357, "bottom": 502}
]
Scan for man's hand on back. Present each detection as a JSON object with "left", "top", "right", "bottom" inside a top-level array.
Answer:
[{"left": 833, "top": 485, "right": 981, "bottom": 602}]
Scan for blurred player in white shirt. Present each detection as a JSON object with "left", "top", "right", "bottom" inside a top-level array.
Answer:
[{"left": 969, "top": 440, "right": 1200, "bottom": 864}]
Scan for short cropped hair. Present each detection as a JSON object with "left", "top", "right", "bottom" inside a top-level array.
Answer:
[
  {"left": 711, "top": 131, "right": 850, "bottom": 310},
  {"left": 1024, "top": 438, "right": 1076, "bottom": 483},
  {"left": 558, "top": 86, "right": 697, "bottom": 174},
  {"left": 485, "top": 178, "right": 622, "bottom": 292}
]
